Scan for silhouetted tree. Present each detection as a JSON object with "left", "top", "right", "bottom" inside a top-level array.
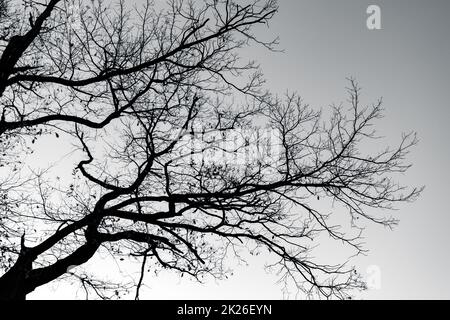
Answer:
[{"left": 0, "top": 0, "right": 421, "bottom": 300}]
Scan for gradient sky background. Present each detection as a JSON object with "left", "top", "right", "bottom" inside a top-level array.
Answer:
[{"left": 29, "top": 0, "right": 450, "bottom": 299}]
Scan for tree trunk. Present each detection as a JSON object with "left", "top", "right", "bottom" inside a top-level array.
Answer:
[
  {"left": 0, "top": 239, "right": 36, "bottom": 300},
  {"left": 0, "top": 263, "right": 31, "bottom": 300},
  {"left": 0, "top": 231, "right": 102, "bottom": 300}
]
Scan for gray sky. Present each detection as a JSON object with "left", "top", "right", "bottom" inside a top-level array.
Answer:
[
  {"left": 30, "top": 0, "right": 450, "bottom": 299},
  {"left": 238, "top": 0, "right": 450, "bottom": 299}
]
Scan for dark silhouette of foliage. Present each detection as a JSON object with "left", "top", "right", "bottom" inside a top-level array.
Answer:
[{"left": 0, "top": 0, "right": 421, "bottom": 300}]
